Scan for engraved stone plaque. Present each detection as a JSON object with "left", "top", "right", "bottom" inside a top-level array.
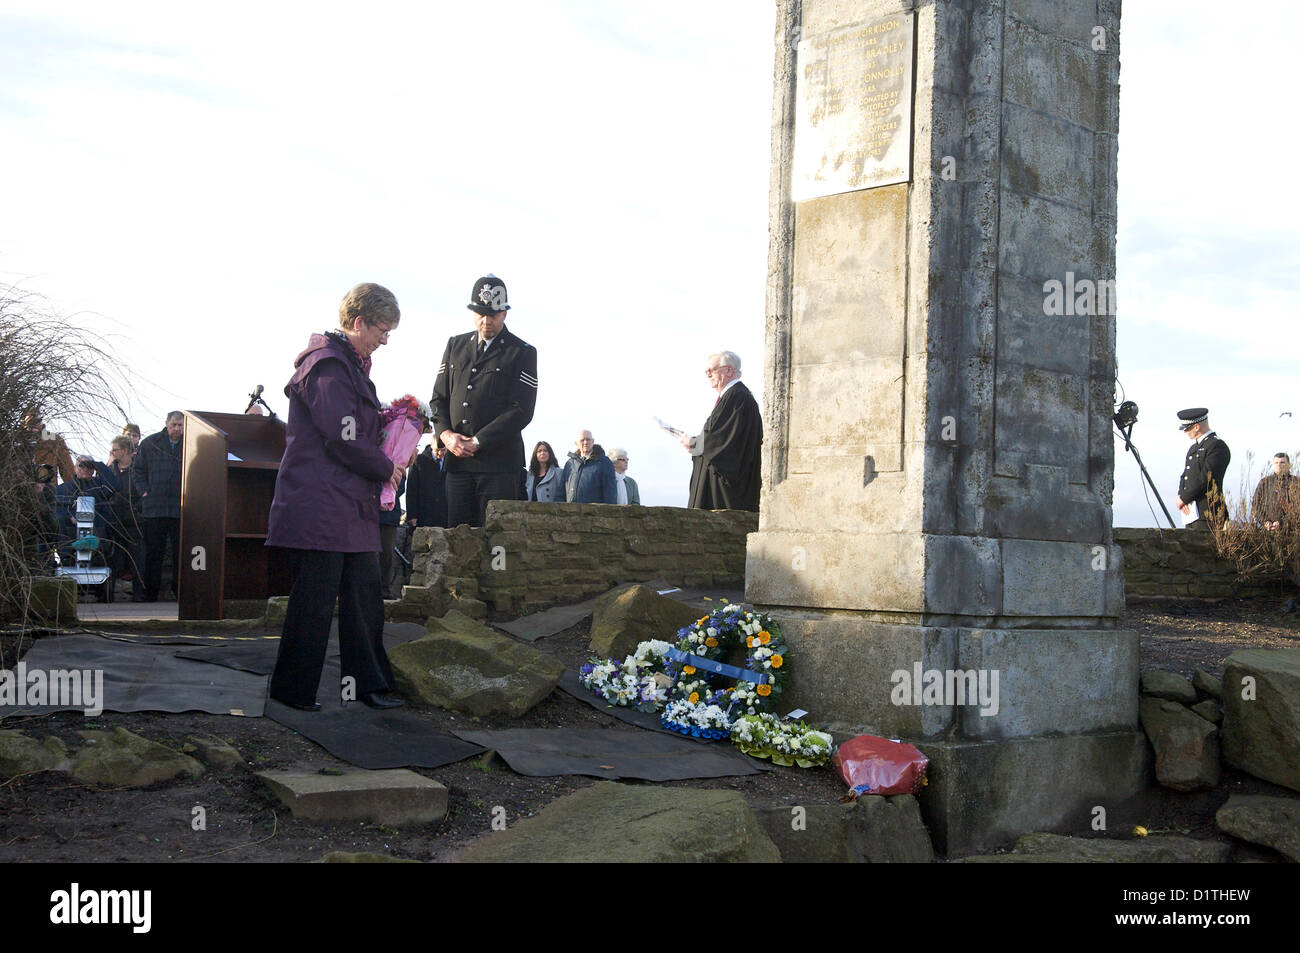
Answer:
[{"left": 792, "top": 14, "right": 915, "bottom": 201}]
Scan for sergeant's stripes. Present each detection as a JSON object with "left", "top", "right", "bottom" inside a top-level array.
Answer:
[{"left": 520, "top": 371, "right": 538, "bottom": 388}]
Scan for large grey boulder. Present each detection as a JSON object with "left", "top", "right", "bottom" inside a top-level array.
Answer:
[
  {"left": 1215, "top": 794, "right": 1300, "bottom": 862},
  {"left": 1140, "top": 670, "right": 1197, "bottom": 705},
  {"left": 455, "top": 782, "right": 781, "bottom": 863},
  {"left": 69, "top": 727, "right": 204, "bottom": 788},
  {"left": 1190, "top": 699, "right": 1222, "bottom": 725},
  {"left": 588, "top": 585, "right": 703, "bottom": 660},
  {"left": 1139, "top": 697, "right": 1220, "bottom": 792},
  {"left": 390, "top": 610, "right": 564, "bottom": 717},
  {"left": 1221, "top": 649, "right": 1300, "bottom": 792},
  {"left": 755, "top": 794, "right": 933, "bottom": 863},
  {"left": 1193, "top": 668, "right": 1222, "bottom": 701},
  {"left": 0, "top": 730, "right": 69, "bottom": 777},
  {"left": 259, "top": 769, "right": 448, "bottom": 826},
  {"left": 960, "top": 832, "right": 1230, "bottom": 863}
]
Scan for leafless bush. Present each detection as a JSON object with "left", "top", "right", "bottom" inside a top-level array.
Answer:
[
  {"left": 1, "top": 284, "right": 132, "bottom": 656},
  {"left": 1210, "top": 453, "right": 1300, "bottom": 591}
]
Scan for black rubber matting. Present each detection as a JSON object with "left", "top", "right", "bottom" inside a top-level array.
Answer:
[
  {"left": 3, "top": 634, "right": 267, "bottom": 717},
  {"left": 266, "top": 699, "right": 485, "bottom": 770},
  {"left": 450, "top": 727, "right": 763, "bottom": 781}
]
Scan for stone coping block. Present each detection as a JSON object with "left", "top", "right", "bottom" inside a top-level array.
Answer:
[{"left": 257, "top": 769, "right": 448, "bottom": 826}]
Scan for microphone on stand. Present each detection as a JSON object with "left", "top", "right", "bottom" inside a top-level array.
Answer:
[{"left": 245, "top": 384, "right": 277, "bottom": 419}]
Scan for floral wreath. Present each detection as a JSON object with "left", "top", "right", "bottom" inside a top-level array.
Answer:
[
  {"left": 579, "top": 603, "right": 830, "bottom": 767},
  {"left": 730, "top": 713, "right": 834, "bottom": 768},
  {"left": 658, "top": 604, "right": 791, "bottom": 737}
]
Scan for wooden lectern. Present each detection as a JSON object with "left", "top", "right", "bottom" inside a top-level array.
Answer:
[{"left": 179, "top": 411, "right": 292, "bottom": 620}]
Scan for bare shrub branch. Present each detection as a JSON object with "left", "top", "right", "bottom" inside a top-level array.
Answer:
[{"left": 1, "top": 284, "right": 134, "bottom": 658}]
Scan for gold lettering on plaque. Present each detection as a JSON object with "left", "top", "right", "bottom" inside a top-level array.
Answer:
[{"left": 792, "top": 13, "right": 915, "bottom": 200}]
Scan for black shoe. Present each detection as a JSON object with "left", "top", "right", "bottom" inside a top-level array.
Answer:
[
  {"left": 359, "top": 691, "right": 404, "bottom": 709},
  {"left": 271, "top": 695, "right": 321, "bottom": 712}
]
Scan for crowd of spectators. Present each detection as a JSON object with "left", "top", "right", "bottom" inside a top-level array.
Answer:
[{"left": 25, "top": 406, "right": 182, "bottom": 602}]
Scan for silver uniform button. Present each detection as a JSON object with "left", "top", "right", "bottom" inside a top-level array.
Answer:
[{"left": 467, "top": 385, "right": 473, "bottom": 390}]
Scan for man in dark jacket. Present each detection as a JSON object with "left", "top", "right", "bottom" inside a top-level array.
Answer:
[
  {"left": 406, "top": 443, "right": 449, "bottom": 530},
  {"left": 1174, "top": 408, "right": 1230, "bottom": 530},
  {"left": 682, "top": 351, "right": 762, "bottom": 512},
  {"left": 562, "top": 430, "right": 617, "bottom": 503},
  {"left": 54, "top": 455, "right": 117, "bottom": 568},
  {"left": 1252, "top": 452, "right": 1296, "bottom": 530},
  {"left": 430, "top": 275, "right": 537, "bottom": 527},
  {"left": 133, "top": 412, "right": 184, "bottom": 601}
]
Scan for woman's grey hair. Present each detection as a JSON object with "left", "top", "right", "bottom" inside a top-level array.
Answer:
[
  {"left": 608, "top": 447, "right": 628, "bottom": 462},
  {"left": 711, "top": 351, "right": 742, "bottom": 375},
  {"left": 339, "top": 282, "right": 401, "bottom": 331}
]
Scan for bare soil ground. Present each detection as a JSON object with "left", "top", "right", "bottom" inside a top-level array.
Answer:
[{"left": 1, "top": 594, "right": 1297, "bottom": 863}]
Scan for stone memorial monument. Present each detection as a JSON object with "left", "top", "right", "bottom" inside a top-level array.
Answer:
[{"left": 747, "top": 0, "right": 1143, "bottom": 854}]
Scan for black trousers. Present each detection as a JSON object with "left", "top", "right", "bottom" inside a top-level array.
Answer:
[
  {"left": 268, "top": 549, "right": 394, "bottom": 708},
  {"left": 445, "top": 470, "right": 520, "bottom": 528},
  {"left": 141, "top": 516, "right": 180, "bottom": 600}
]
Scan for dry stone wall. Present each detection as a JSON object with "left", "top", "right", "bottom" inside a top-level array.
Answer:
[
  {"left": 1114, "top": 528, "right": 1283, "bottom": 601},
  {"left": 405, "top": 502, "right": 756, "bottom": 616}
]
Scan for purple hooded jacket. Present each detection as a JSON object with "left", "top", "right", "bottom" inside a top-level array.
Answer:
[{"left": 266, "top": 332, "right": 394, "bottom": 552}]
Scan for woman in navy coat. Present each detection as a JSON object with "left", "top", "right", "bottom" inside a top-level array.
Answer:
[{"left": 265, "top": 283, "right": 406, "bottom": 711}]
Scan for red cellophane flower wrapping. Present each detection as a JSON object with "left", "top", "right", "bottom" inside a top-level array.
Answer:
[
  {"left": 833, "top": 734, "right": 929, "bottom": 796},
  {"left": 378, "top": 395, "right": 431, "bottom": 510}
]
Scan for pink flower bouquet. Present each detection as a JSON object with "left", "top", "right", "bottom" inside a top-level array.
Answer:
[{"left": 378, "top": 394, "right": 431, "bottom": 511}]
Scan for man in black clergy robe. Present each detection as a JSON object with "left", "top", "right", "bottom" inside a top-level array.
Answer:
[{"left": 681, "top": 350, "right": 761, "bottom": 511}]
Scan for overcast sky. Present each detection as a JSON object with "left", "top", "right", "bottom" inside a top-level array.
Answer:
[{"left": 1, "top": 1, "right": 1295, "bottom": 524}]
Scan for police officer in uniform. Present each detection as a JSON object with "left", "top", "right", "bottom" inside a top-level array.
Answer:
[
  {"left": 1174, "top": 407, "right": 1231, "bottom": 530},
  {"left": 431, "top": 275, "right": 538, "bottom": 527}
]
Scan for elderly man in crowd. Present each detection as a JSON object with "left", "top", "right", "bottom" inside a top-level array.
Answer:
[
  {"left": 680, "top": 350, "right": 762, "bottom": 512},
  {"left": 134, "top": 411, "right": 185, "bottom": 602},
  {"left": 562, "top": 430, "right": 616, "bottom": 503}
]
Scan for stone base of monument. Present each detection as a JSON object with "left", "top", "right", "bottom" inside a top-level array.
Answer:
[
  {"left": 917, "top": 732, "right": 1152, "bottom": 856},
  {"left": 764, "top": 613, "right": 1150, "bottom": 856}
]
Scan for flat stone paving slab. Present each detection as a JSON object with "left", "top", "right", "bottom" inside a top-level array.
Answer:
[{"left": 257, "top": 769, "right": 448, "bottom": 826}]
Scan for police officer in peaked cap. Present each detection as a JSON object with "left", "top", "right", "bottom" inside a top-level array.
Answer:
[
  {"left": 1174, "top": 407, "right": 1231, "bottom": 530},
  {"left": 430, "top": 275, "right": 538, "bottom": 527}
]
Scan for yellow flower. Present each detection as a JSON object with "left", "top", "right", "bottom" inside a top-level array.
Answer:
[
  {"left": 704, "top": 637, "right": 718, "bottom": 647},
  {"left": 1133, "top": 826, "right": 1148, "bottom": 838},
  {"left": 683, "top": 665, "right": 696, "bottom": 675},
  {"left": 756, "top": 683, "right": 771, "bottom": 697},
  {"left": 689, "top": 692, "right": 699, "bottom": 704},
  {"left": 697, "top": 617, "right": 709, "bottom": 626},
  {"left": 771, "top": 654, "right": 784, "bottom": 668},
  {"left": 746, "top": 636, "right": 755, "bottom": 648},
  {"left": 759, "top": 631, "right": 771, "bottom": 645}
]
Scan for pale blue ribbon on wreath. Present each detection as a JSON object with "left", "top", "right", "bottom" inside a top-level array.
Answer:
[{"left": 666, "top": 647, "right": 769, "bottom": 685}]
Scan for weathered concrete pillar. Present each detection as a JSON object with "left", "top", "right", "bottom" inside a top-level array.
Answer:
[{"left": 748, "top": 0, "right": 1145, "bottom": 855}]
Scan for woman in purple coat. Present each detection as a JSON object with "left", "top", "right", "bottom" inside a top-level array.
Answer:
[{"left": 266, "top": 283, "right": 407, "bottom": 711}]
